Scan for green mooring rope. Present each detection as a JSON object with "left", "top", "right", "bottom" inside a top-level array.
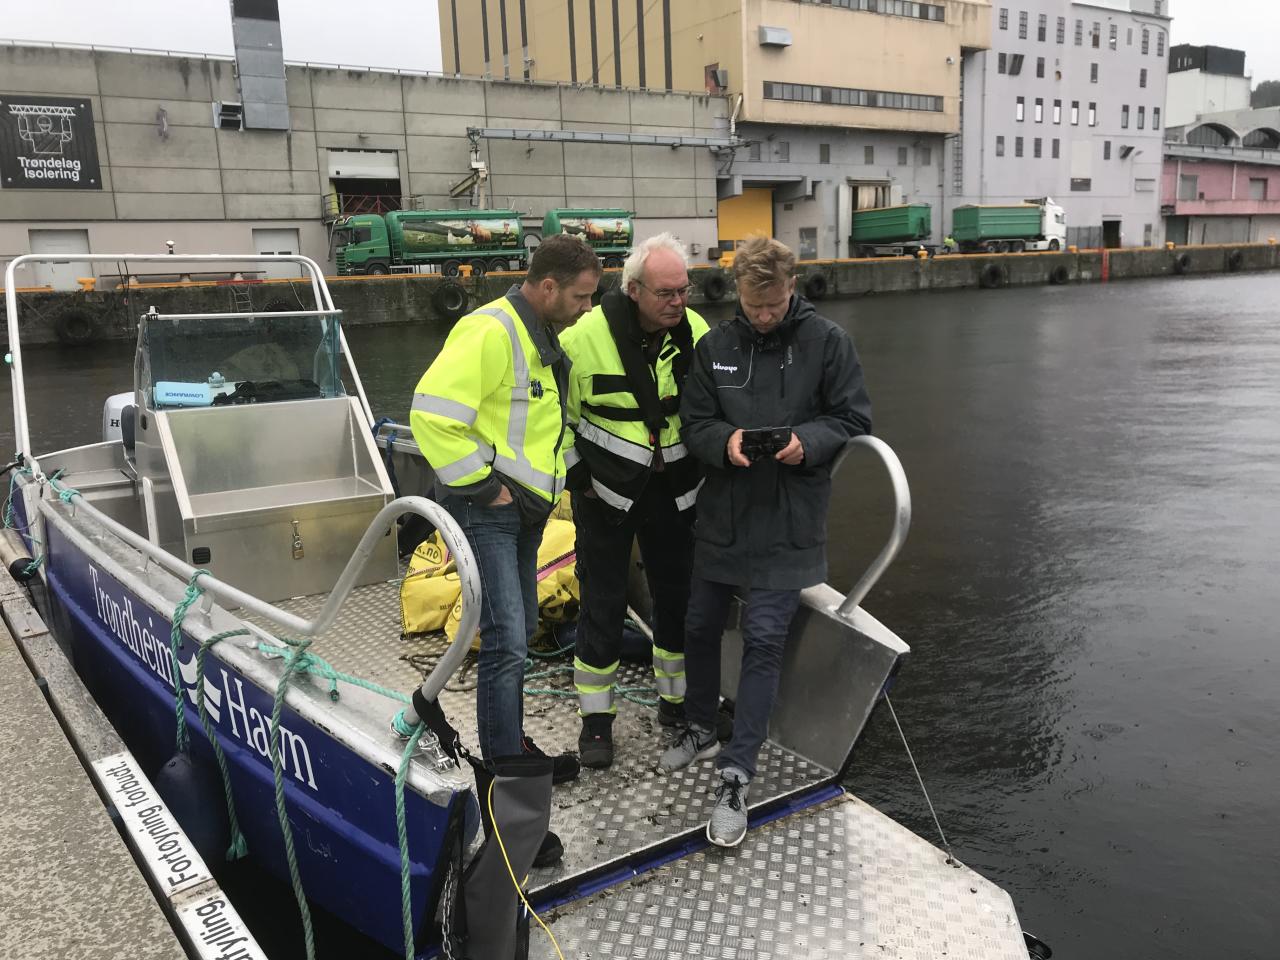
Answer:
[
  {"left": 265, "top": 635, "right": 318, "bottom": 960},
  {"left": 167, "top": 570, "right": 250, "bottom": 861}
]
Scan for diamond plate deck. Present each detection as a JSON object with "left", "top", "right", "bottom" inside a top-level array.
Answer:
[
  {"left": 535, "top": 793, "right": 1027, "bottom": 960},
  {"left": 248, "top": 580, "right": 832, "bottom": 895}
]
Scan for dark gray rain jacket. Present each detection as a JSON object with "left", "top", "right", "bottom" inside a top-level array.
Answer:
[{"left": 680, "top": 295, "right": 872, "bottom": 590}]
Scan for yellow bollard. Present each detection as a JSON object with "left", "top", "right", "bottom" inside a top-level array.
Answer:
[
  {"left": 1067, "top": 245, "right": 1078, "bottom": 254},
  {"left": 76, "top": 277, "right": 97, "bottom": 292},
  {"left": 1165, "top": 241, "right": 1176, "bottom": 250},
  {"left": 916, "top": 248, "right": 929, "bottom": 259},
  {"left": 458, "top": 264, "right": 472, "bottom": 278},
  {"left": 1269, "top": 237, "right": 1277, "bottom": 245}
]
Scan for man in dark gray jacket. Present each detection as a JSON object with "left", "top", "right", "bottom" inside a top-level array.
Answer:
[{"left": 659, "top": 235, "right": 871, "bottom": 848}]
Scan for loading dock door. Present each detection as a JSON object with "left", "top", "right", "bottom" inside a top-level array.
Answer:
[
  {"left": 252, "top": 227, "right": 301, "bottom": 279},
  {"left": 717, "top": 188, "right": 775, "bottom": 258},
  {"left": 28, "top": 228, "right": 90, "bottom": 291}
]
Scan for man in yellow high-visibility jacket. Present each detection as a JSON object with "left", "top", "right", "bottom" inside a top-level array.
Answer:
[
  {"left": 410, "top": 235, "right": 601, "bottom": 798},
  {"left": 560, "top": 233, "right": 708, "bottom": 769}
]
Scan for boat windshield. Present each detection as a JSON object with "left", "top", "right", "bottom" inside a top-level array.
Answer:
[{"left": 138, "top": 311, "right": 344, "bottom": 409}]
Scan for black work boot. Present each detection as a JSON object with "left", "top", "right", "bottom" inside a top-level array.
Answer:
[
  {"left": 532, "top": 829, "right": 564, "bottom": 869},
  {"left": 657, "top": 697, "right": 686, "bottom": 727},
  {"left": 578, "top": 714, "right": 615, "bottom": 769},
  {"left": 522, "top": 735, "right": 581, "bottom": 785}
]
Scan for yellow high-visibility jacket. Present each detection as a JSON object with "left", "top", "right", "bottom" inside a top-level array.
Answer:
[
  {"left": 410, "top": 294, "right": 576, "bottom": 509},
  {"left": 561, "top": 290, "right": 707, "bottom": 513}
]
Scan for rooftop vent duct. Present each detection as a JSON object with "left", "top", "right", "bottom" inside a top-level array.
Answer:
[{"left": 230, "top": 0, "right": 290, "bottom": 130}]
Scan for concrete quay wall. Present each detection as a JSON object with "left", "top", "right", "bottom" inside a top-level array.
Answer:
[{"left": 6, "top": 243, "right": 1278, "bottom": 347}]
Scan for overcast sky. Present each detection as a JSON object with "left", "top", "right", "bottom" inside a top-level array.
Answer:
[{"left": 3, "top": 0, "right": 1278, "bottom": 82}]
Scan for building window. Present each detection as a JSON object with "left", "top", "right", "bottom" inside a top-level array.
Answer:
[
  {"left": 1074, "top": 19, "right": 1083, "bottom": 45},
  {"left": 998, "top": 52, "right": 1008, "bottom": 73},
  {"left": 996, "top": 135, "right": 1006, "bottom": 156},
  {"left": 1249, "top": 178, "right": 1269, "bottom": 201},
  {"left": 898, "top": 146, "right": 909, "bottom": 165},
  {"left": 865, "top": 145, "right": 875, "bottom": 164},
  {"left": 1053, "top": 99, "right": 1062, "bottom": 123},
  {"left": 1052, "top": 138, "right": 1060, "bottom": 158},
  {"left": 1008, "top": 53, "right": 1024, "bottom": 76},
  {"left": 1092, "top": 21, "right": 1100, "bottom": 48},
  {"left": 819, "top": 143, "right": 831, "bottom": 163},
  {"left": 918, "top": 146, "right": 932, "bottom": 166},
  {"left": 1019, "top": 10, "right": 1027, "bottom": 38},
  {"left": 1121, "top": 104, "right": 1129, "bottom": 129},
  {"left": 1109, "top": 24, "right": 1117, "bottom": 49},
  {"left": 1153, "top": 107, "right": 1161, "bottom": 130},
  {"left": 1104, "top": 140, "right": 1111, "bottom": 160},
  {"left": 1089, "top": 102, "right": 1097, "bottom": 126},
  {"left": 1071, "top": 100, "right": 1080, "bottom": 125},
  {"left": 1157, "top": 32, "right": 1165, "bottom": 56},
  {"left": 999, "top": 6, "right": 1008, "bottom": 29},
  {"left": 1140, "top": 68, "right": 1147, "bottom": 88},
  {"left": 749, "top": 141, "right": 762, "bottom": 161},
  {"left": 1137, "top": 106, "right": 1145, "bottom": 129},
  {"left": 1071, "top": 178, "right": 1091, "bottom": 191},
  {"left": 1057, "top": 17, "right": 1066, "bottom": 44},
  {"left": 1016, "top": 96, "right": 1025, "bottom": 122},
  {"left": 799, "top": 0, "right": 947, "bottom": 21},
  {"left": 1127, "top": 27, "right": 1133, "bottom": 46},
  {"left": 777, "top": 140, "right": 790, "bottom": 161},
  {"left": 763, "top": 81, "right": 944, "bottom": 112},
  {"left": 1154, "top": 0, "right": 1163, "bottom": 14},
  {"left": 1036, "top": 57, "right": 1045, "bottom": 78},
  {"left": 1135, "top": 178, "right": 1155, "bottom": 192},
  {"left": 1015, "top": 136, "right": 1024, "bottom": 157},
  {"left": 1033, "top": 137, "right": 1042, "bottom": 158},
  {"left": 1038, "top": 13, "right": 1047, "bottom": 41},
  {"left": 1141, "top": 28, "right": 1149, "bottom": 54},
  {"left": 1178, "top": 174, "right": 1198, "bottom": 200},
  {"left": 1091, "top": 63, "right": 1098, "bottom": 83},
  {"left": 1035, "top": 98, "right": 1044, "bottom": 122}
]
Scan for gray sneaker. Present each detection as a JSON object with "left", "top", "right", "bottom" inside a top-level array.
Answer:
[
  {"left": 658, "top": 723, "right": 719, "bottom": 773},
  {"left": 707, "top": 767, "right": 749, "bottom": 848}
]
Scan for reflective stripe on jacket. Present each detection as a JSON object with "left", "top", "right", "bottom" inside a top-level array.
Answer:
[
  {"left": 561, "top": 291, "right": 708, "bottom": 513},
  {"left": 410, "top": 296, "right": 573, "bottom": 506}
]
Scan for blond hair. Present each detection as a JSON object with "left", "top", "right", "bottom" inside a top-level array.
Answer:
[{"left": 732, "top": 235, "right": 796, "bottom": 292}]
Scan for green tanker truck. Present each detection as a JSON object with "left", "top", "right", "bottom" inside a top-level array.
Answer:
[
  {"left": 332, "top": 209, "right": 526, "bottom": 276},
  {"left": 951, "top": 198, "right": 1067, "bottom": 253},
  {"left": 542, "top": 208, "right": 634, "bottom": 267},
  {"left": 849, "top": 204, "right": 934, "bottom": 258}
]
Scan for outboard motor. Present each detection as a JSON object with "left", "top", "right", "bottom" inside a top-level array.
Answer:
[{"left": 102, "top": 391, "right": 134, "bottom": 443}]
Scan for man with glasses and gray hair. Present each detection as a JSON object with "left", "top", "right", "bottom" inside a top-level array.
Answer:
[{"left": 560, "top": 232, "right": 709, "bottom": 768}]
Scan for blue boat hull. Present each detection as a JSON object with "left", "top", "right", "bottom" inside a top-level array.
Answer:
[{"left": 32, "top": 507, "right": 460, "bottom": 955}]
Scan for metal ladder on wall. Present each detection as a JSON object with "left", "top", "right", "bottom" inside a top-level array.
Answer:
[{"left": 228, "top": 284, "right": 254, "bottom": 313}]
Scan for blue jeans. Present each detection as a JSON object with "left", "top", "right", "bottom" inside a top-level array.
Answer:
[
  {"left": 440, "top": 495, "right": 545, "bottom": 762},
  {"left": 683, "top": 576, "right": 802, "bottom": 780}
]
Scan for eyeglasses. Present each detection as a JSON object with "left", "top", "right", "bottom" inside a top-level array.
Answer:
[{"left": 635, "top": 281, "right": 694, "bottom": 302}]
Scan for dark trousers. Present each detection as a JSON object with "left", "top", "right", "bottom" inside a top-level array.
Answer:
[
  {"left": 572, "top": 478, "right": 694, "bottom": 714},
  {"left": 683, "top": 576, "right": 802, "bottom": 780}
]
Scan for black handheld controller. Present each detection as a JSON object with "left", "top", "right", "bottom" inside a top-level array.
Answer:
[{"left": 739, "top": 427, "right": 792, "bottom": 463}]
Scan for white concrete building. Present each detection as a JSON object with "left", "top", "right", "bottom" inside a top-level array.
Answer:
[
  {"left": 956, "top": 0, "right": 1170, "bottom": 247},
  {"left": 1165, "top": 45, "right": 1251, "bottom": 129}
]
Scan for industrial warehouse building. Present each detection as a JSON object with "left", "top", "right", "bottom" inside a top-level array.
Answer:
[{"left": 0, "top": 38, "right": 726, "bottom": 290}]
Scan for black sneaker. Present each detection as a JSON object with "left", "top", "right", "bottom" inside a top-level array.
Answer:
[
  {"left": 532, "top": 829, "right": 564, "bottom": 869},
  {"left": 577, "top": 714, "right": 614, "bottom": 769},
  {"left": 657, "top": 697, "right": 686, "bottom": 727},
  {"left": 522, "top": 736, "right": 580, "bottom": 785}
]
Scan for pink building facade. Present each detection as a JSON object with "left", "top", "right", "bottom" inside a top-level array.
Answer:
[{"left": 1162, "top": 148, "right": 1280, "bottom": 244}]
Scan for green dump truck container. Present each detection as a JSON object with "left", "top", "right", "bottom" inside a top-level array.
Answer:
[
  {"left": 543, "top": 209, "right": 634, "bottom": 267},
  {"left": 949, "top": 200, "right": 1066, "bottom": 253},
  {"left": 333, "top": 209, "right": 526, "bottom": 276},
  {"left": 849, "top": 204, "right": 933, "bottom": 257}
]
